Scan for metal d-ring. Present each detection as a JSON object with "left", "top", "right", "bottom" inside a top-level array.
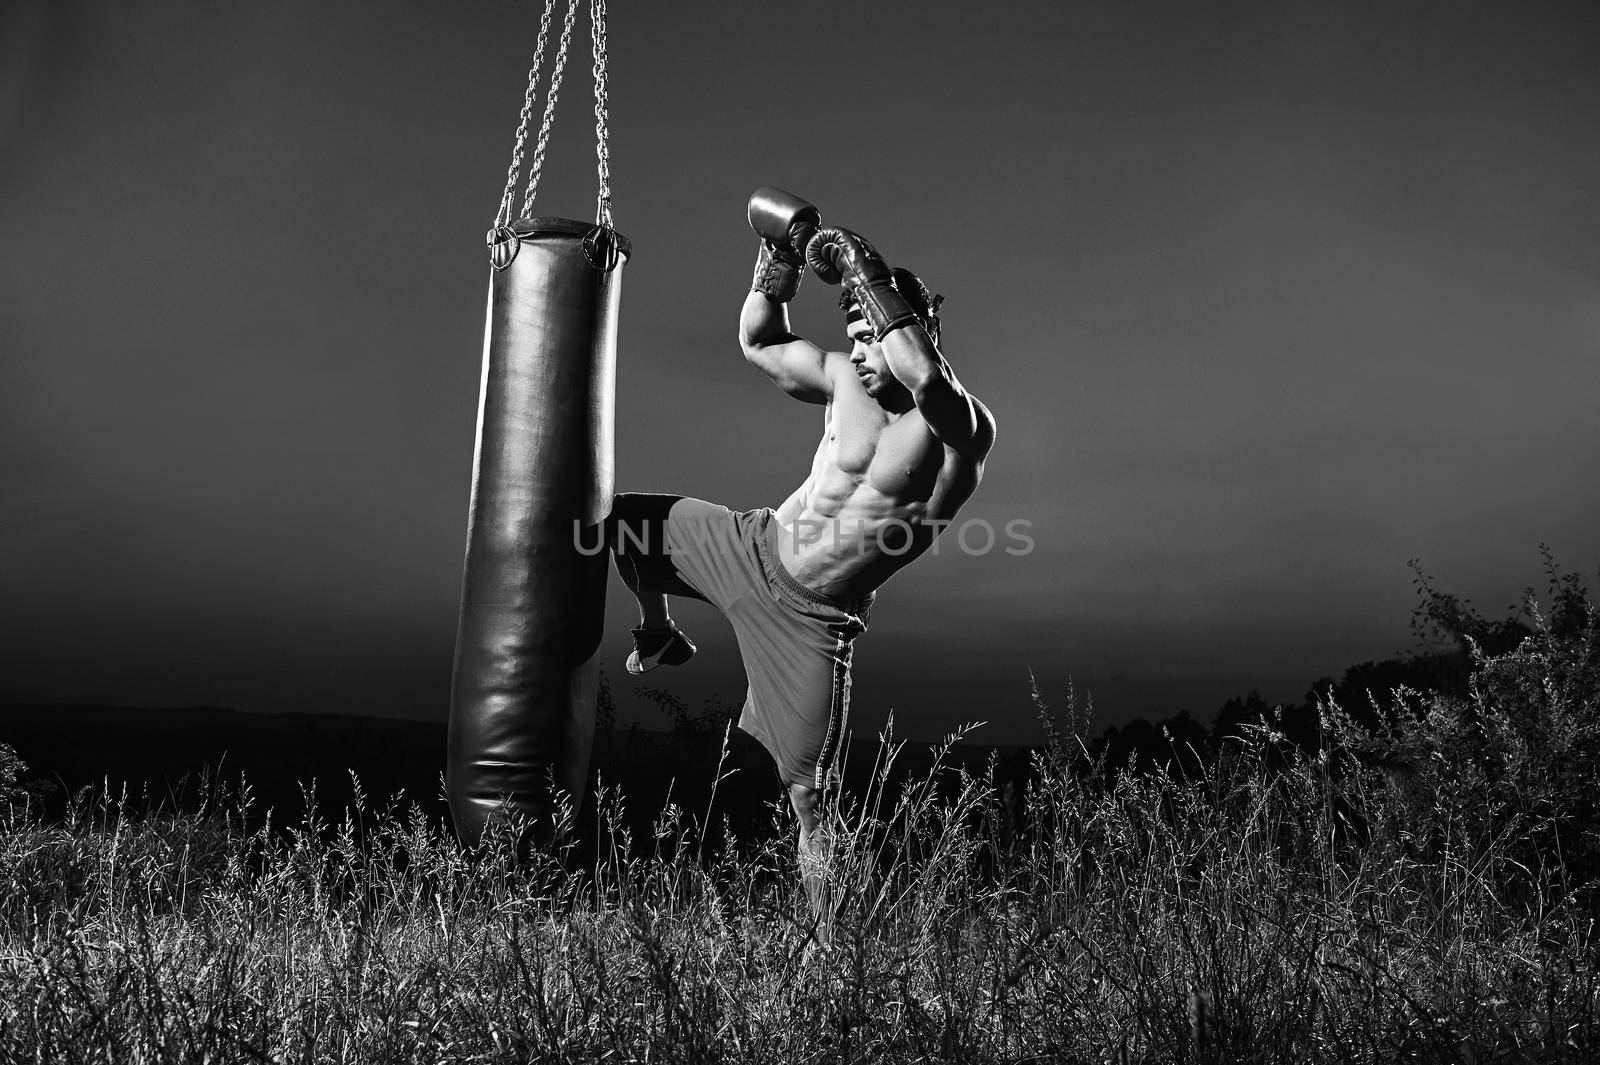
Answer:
[
  {"left": 487, "top": 224, "right": 520, "bottom": 271},
  {"left": 582, "top": 223, "right": 620, "bottom": 273}
]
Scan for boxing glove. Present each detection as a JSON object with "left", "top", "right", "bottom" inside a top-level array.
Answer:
[
  {"left": 806, "top": 226, "right": 922, "bottom": 340},
  {"left": 747, "top": 186, "right": 821, "bottom": 303}
]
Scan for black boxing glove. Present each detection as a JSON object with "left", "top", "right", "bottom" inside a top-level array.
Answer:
[
  {"left": 747, "top": 186, "right": 821, "bottom": 303},
  {"left": 806, "top": 226, "right": 923, "bottom": 340}
]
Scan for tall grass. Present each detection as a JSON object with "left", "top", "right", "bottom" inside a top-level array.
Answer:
[{"left": 2, "top": 604, "right": 1597, "bottom": 1062}]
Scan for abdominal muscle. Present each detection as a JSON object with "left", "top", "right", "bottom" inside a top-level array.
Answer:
[{"left": 771, "top": 409, "right": 973, "bottom": 601}]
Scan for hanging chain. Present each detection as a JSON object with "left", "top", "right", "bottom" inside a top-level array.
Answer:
[
  {"left": 590, "top": 0, "right": 612, "bottom": 227},
  {"left": 489, "top": 0, "right": 616, "bottom": 269},
  {"left": 519, "top": 0, "right": 580, "bottom": 220},
  {"left": 493, "top": 0, "right": 559, "bottom": 232}
]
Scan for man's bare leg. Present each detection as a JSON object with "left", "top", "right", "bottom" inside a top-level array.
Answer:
[
  {"left": 633, "top": 589, "right": 671, "bottom": 629},
  {"left": 607, "top": 521, "right": 696, "bottom": 673},
  {"left": 789, "top": 782, "right": 834, "bottom": 952}
]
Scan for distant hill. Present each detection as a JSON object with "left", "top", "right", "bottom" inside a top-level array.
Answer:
[
  {"left": 0, "top": 704, "right": 1029, "bottom": 837},
  {"left": 0, "top": 704, "right": 448, "bottom": 818}
]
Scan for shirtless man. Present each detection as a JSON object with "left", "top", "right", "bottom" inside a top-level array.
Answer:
[{"left": 604, "top": 188, "right": 996, "bottom": 938}]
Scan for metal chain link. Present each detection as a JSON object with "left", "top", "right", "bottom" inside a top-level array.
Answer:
[
  {"left": 589, "top": 0, "right": 612, "bottom": 227},
  {"left": 519, "top": 0, "right": 581, "bottom": 220},
  {"left": 493, "top": 0, "right": 559, "bottom": 231},
  {"left": 489, "top": 0, "right": 615, "bottom": 269}
]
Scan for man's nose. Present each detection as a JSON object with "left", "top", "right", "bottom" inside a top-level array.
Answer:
[{"left": 849, "top": 348, "right": 865, "bottom": 365}]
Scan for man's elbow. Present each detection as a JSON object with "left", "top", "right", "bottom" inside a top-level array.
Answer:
[
  {"left": 742, "top": 335, "right": 786, "bottom": 381},
  {"left": 739, "top": 327, "right": 765, "bottom": 362}
]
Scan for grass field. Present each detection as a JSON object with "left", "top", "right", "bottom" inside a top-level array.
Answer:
[{"left": 3, "top": 598, "right": 1597, "bottom": 1063}]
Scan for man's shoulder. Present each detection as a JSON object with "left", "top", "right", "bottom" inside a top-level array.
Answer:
[{"left": 816, "top": 349, "right": 860, "bottom": 393}]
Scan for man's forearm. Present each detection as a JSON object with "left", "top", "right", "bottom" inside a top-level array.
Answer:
[
  {"left": 880, "top": 323, "right": 945, "bottom": 394},
  {"left": 885, "top": 325, "right": 985, "bottom": 453},
  {"left": 740, "top": 289, "right": 799, "bottom": 350}
]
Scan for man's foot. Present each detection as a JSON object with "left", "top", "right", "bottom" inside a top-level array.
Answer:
[{"left": 626, "top": 622, "right": 697, "bottom": 675}]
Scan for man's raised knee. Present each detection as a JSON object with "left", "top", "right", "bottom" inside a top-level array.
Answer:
[{"left": 605, "top": 492, "right": 680, "bottom": 555}]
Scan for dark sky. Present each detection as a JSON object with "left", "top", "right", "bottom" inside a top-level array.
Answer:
[{"left": 4, "top": 1, "right": 1598, "bottom": 744}]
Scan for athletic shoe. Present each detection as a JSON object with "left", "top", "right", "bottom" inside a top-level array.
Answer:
[{"left": 626, "top": 622, "right": 697, "bottom": 675}]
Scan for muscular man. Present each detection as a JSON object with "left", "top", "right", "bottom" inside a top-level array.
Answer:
[{"left": 604, "top": 188, "right": 996, "bottom": 942}]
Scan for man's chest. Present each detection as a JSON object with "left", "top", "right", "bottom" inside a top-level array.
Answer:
[{"left": 821, "top": 395, "right": 944, "bottom": 495}]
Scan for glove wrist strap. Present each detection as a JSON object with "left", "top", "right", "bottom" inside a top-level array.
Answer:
[
  {"left": 855, "top": 279, "right": 921, "bottom": 338},
  {"left": 752, "top": 241, "right": 802, "bottom": 303}
]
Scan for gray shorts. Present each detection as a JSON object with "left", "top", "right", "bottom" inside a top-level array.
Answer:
[{"left": 614, "top": 496, "right": 872, "bottom": 789}]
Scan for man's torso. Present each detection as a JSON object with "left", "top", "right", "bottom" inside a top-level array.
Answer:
[{"left": 772, "top": 353, "right": 984, "bottom": 599}]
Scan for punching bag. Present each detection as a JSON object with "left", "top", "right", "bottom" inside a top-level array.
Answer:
[
  {"left": 448, "top": 218, "right": 628, "bottom": 844},
  {"left": 448, "top": 0, "right": 624, "bottom": 846}
]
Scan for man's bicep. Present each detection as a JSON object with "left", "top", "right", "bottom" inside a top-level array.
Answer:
[{"left": 746, "top": 337, "right": 834, "bottom": 403}]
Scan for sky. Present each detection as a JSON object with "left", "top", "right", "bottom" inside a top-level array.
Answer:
[{"left": 3, "top": 1, "right": 1598, "bottom": 745}]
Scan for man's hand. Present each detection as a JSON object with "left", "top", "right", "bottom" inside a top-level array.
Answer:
[
  {"left": 805, "top": 226, "right": 923, "bottom": 341},
  {"left": 748, "top": 186, "right": 821, "bottom": 303}
]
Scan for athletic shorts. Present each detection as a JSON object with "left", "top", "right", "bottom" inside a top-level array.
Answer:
[{"left": 609, "top": 494, "right": 873, "bottom": 789}]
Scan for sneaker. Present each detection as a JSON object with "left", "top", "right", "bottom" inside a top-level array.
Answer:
[{"left": 626, "top": 622, "right": 697, "bottom": 675}]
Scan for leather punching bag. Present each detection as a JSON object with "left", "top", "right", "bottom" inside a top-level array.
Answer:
[{"left": 448, "top": 217, "right": 629, "bottom": 845}]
